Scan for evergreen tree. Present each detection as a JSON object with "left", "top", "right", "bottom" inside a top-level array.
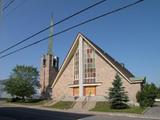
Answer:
[{"left": 109, "top": 74, "right": 129, "bottom": 109}]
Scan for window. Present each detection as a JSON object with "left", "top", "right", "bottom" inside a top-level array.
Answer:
[
  {"left": 74, "top": 48, "right": 79, "bottom": 84},
  {"left": 43, "top": 58, "right": 46, "bottom": 66},
  {"left": 83, "top": 42, "right": 96, "bottom": 84},
  {"left": 73, "top": 41, "right": 96, "bottom": 85}
]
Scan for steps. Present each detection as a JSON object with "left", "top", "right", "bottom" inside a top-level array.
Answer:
[{"left": 69, "top": 97, "right": 96, "bottom": 112}]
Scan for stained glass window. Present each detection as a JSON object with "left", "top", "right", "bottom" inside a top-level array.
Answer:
[
  {"left": 83, "top": 41, "right": 96, "bottom": 84},
  {"left": 74, "top": 48, "right": 79, "bottom": 84}
]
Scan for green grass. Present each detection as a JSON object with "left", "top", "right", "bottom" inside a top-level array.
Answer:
[
  {"left": 6, "top": 98, "right": 47, "bottom": 105},
  {"left": 50, "top": 101, "right": 75, "bottom": 109},
  {"left": 22, "top": 99, "right": 47, "bottom": 105},
  {"left": 91, "top": 102, "right": 146, "bottom": 114}
]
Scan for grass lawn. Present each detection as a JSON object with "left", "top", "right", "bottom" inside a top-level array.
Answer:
[
  {"left": 49, "top": 101, "right": 75, "bottom": 109},
  {"left": 7, "top": 98, "right": 47, "bottom": 106},
  {"left": 21, "top": 99, "right": 47, "bottom": 105},
  {"left": 91, "top": 102, "right": 146, "bottom": 114}
]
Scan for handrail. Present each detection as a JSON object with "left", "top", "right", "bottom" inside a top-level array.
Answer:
[{"left": 82, "top": 92, "right": 91, "bottom": 108}]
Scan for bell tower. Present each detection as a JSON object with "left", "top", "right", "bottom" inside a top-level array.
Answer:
[{"left": 40, "top": 16, "right": 59, "bottom": 98}]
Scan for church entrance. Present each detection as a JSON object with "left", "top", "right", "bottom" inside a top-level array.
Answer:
[
  {"left": 73, "top": 87, "right": 79, "bottom": 96},
  {"left": 84, "top": 86, "right": 96, "bottom": 96}
]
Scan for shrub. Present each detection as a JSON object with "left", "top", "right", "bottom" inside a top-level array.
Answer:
[
  {"left": 136, "top": 83, "right": 157, "bottom": 107},
  {"left": 157, "top": 87, "right": 160, "bottom": 98},
  {"left": 6, "top": 97, "right": 22, "bottom": 102}
]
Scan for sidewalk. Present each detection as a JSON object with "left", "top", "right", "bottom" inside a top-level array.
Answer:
[{"left": 144, "top": 106, "right": 160, "bottom": 118}]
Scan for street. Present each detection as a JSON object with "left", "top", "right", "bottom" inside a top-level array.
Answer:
[
  {"left": 0, "top": 107, "right": 159, "bottom": 120},
  {"left": 0, "top": 107, "right": 91, "bottom": 120}
]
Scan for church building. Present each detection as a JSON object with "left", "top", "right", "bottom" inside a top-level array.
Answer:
[
  {"left": 49, "top": 33, "right": 145, "bottom": 104},
  {"left": 39, "top": 18, "right": 145, "bottom": 104}
]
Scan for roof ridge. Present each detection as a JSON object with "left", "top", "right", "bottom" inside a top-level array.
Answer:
[
  {"left": 52, "top": 33, "right": 140, "bottom": 88},
  {"left": 80, "top": 33, "right": 135, "bottom": 78}
]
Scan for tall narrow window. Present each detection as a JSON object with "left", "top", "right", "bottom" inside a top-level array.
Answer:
[
  {"left": 74, "top": 48, "right": 79, "bottom": 84},
  {"left": 83, "top": 42, "right": 96, "bottom": 84},
  {"left": 43, "top": 58, "right": 46, "bottom": 66}
]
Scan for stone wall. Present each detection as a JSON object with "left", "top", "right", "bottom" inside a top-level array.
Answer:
[
  {"left": 95, "top": 52, "right": 141, "bottom": 104},
  {"left": 52, "top": 56, "right": 74, "bottom": 100}
]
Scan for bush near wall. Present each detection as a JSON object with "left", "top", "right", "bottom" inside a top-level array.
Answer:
[{"left": 136, "top": 83, "right": 158, "bottom": 107}]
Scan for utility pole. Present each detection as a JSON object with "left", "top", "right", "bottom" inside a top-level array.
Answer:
[{"left": 0, "top": 0, "right": 2, "bottom": 18}]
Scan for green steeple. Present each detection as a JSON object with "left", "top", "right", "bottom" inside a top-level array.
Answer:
[{"left": 48, "top": 15, "right": 54, "bottom": 55}]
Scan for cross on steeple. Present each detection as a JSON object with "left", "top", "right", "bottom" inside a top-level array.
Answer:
[{"left": 48, "top": 15, "right": 54, "bottom": 55}]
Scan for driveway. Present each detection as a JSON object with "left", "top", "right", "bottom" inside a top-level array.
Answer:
[{"left": 144, "top": 102, "right": 160, "bottom": 118}]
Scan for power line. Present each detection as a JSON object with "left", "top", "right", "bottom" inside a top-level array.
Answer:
[
  {"left": 0, "top": 0, "right": 9, "bottom": 9},
  {"left": 3, "top": 0, "right": 12, "bottom": 7},
  {"left": 3, "top": 0, "right": 15, "bottom": 11},
  {"left": 1, "top": 0, "right": 27, "bottom": 19},
  {"left": 5, "top": 0, "right": 28, "bottom": 17},
  {"left": 0, "top": 0, "right": 144, "bottom": 59},
  {"left": 0, "top": 0, "right": 107, "bottom": 55}
]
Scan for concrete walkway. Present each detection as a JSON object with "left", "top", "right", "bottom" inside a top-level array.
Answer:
[{"left": 144, "top": 106, "right": 160, "bottom": 118}]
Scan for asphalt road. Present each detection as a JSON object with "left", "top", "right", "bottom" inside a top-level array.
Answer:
[
  {"left": 0, "top": 107, "right": 92, "bottom": 120},
  {"left": 0, "top": 107, "right": 159, "bottom": 120}
]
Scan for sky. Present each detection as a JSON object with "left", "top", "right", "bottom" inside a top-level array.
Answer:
[{"left": 0, "top": 0, "right": 159, "bottom": 86}]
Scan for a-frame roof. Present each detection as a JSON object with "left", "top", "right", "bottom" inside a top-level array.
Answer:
[{"left": 52, "top": 33, "right": 143, "bottom": 88}]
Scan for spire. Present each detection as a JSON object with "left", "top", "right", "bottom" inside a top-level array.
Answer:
[{"left": 48, "top": 15, "right": 54, "bottom": 55}]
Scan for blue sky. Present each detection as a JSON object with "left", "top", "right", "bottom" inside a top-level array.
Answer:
[{"left": 0, "top": 0, "right": 160, "bottom": 86}]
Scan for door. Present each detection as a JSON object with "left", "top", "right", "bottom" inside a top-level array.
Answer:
[
  {"left": 84, "top": 86, "right": 96, "bottom": 96},
  {"left": 73, "top": 87, "right": 79, "bottom": 96}
]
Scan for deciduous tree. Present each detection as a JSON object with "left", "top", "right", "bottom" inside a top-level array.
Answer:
[
  {"left": 5, "top": 65, "right": 39, "bottom": 100},
  {"left": 136, "top": 83, "right": 158, "bottom": 107}
]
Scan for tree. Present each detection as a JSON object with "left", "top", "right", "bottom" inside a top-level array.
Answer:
[
  {"left": 156, "top": 86, "right": 160, "bottom": 98},
  {"left": 108, "top": 74, "right": 129, "bottom": 109},
  {"left": 136, "top": 83, "right": 158, "bottom": 107},
  {"left": 4, "top": 65, "right": 39, "bottom": 100}
]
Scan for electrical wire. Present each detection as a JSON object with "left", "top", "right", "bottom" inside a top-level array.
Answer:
[
  {"left": 0, "top": 0, "right": 107, "bottom": 55},
  {"left": 0, "top": 0, "right": 144, "bottom": 59},
  {"left": 5, "top": 0, "right": 28, "bottom": 17},
  {"left": 3, "top": 0, "right": 15, "bottom": 11}
]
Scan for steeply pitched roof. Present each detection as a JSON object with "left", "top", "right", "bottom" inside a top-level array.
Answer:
[
  {"left": 84, "top": 34, "right": 135, "bottom": 79},
  {"left": 52, "top": 33, "right": 143, "bottom": 87}
]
